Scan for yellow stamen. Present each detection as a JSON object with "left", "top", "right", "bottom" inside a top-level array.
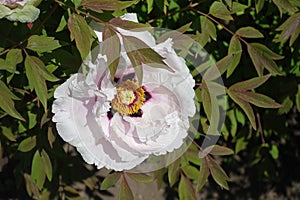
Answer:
[{"left": 111, "top": 80, "right": 145, "bottom": 115}]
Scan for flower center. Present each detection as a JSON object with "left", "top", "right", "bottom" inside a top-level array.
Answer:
[{"left": 111, "top": 80, "right": 146, "bottom": 115}]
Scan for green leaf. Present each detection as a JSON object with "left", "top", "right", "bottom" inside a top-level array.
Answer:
[
  {"left": 24, "top": 173, "right": 40, "bottom": 198},
  {"left": 100, "top": 172, "right": 121, "bottom": 190},
  {"left": 296, "top": 85, "right": 300, "bottom": 112},
  {"left": 226, "top": 35, "right": 242, "bottom": 77},
  {"left": 41, "top": 150, "right": 52, "bottom": 181},
  {"left": 238, "top": 92, "right": 281, "bottom": 108},
  {"left": 275, "top": 13, "right": 300, "bottom": 46},
  {"left": 236, "top": 27, "right": 264, "bottom": 38},
  {"left": 68, "top": 13, "right": 93, "bottom": 59},
  {"left": 231, "top": 2, "right": 248, "bottom": 14},
  {"left": 81, "top": 0, "right": 137, "bottom": 12},
  {"left": 230, "top": 74, "right": 271, "bottom": 91},
  {"left": 31, "top": 150, "right": 46, "bottom": 190},
  {"left": 247, "top": 43, "right": 283, "bottom": 76},
  {"left": 1, "top": 126, "right": 16, "bottom": 141},
  {"left": 27, "top": 35, "right": 61, "bottom": 52},
  {"left": 168, "top": 158, "right": 180, "bottom": 186},
  {"left": 6, "top": 5, "right": 40, "bottom": 23},
  {"left": 235, "top": 137, "right": 248, "bottom": 154},
  {"left": 157, "top": 22, "right": 192, "bottom": 44},
  {"left": 0, "top": 80, "right": 24, "bottom": 120},
  {"left": 269, "top": 144, "right": 279, "bottom": 159},
  {"left": 196, "top": 158, "right": 210, "bottom": 191},
  {"left": 207, "top": 157, "right": 229, "bottom": 190},
  {"left": 126, "top": 173, "right": 154, "bottom": 183},
  {"left": 255, "top": 0, "right": 265, "bottom": 13},
  {"left": 205, "top": 145, "right": 234, "bottom": 156},
  {"left": 123, "top": 35, "right": 174, "bottom": 84},
  {"left": 278, "top": 96, "right": 293, "bottom": 114},
  {"left": 102, "top": 26, "right": 121, "bottom": 79},
  {"left": 182, "top": 165, "right": 200, "bottom": 180},
  {"left": 200, "top": 16, "right": 217, "bottom": 41},
  {"left": 4, "top": 49, "right": 23, "bottom": 73},
  {"left": 178, "top": 175, "right": 197, "bottom": 200},
  {"left": 272, "top": 0, "right": 295, "bottom": 17},
  {"left": 56, "top": 14, "right": 68, "bottom": 32},
  {"left": 228, "top": 90, "right": 257, "bottom": 130},
  {"left": 109, "top": 17, "right": 151, "bottom": 30},
  {"left": 18, "top": 136, "right": 37, "bottom": 152},
  {"left": 119, "top": 176, "right": 133, "bottom": 200},
  {"left": 146, "top": 0, "right": 154, "bottom": 13},
  {"left": 47, "top": 127, "right": 55, "bottom": 149},
  {"left": 209, "top": 1, "right": 233, "bottom": 20},
  {"left": 25, "top": 55, "right": 48, "bottom": 110}
]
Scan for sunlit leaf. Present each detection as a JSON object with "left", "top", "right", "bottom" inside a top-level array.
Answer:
[
  {"left": 1, "top": 126, "right": 16, "bottom": 141},
  {"left": 41, "top": 150, "right": 52, "bottom": 181},
  {"left": 200, "top": 16, "right": 217, "bottom": 41},
  {"left": 146, "top": 0, "right": 154, "bottom": 13},
  {"left": 255, "top": 0, "right": 265, "bottom": 13},
  {"left": 27, "top": 35, "right": 61, "bottom": 52},
  {"left": 205, "top": 145, "right": 234, "bottom": 156},
  {"left": 209, "top": 1, "right": 233, "bottom": 20},
  {"left": 25, "top": 55, "right": 48, "bottom": 110},
  {"left": 247, "top": 43, "right": 283, "bottom": 76},
  {"left": 178, "top": 175, "right": 197, "bottom": 200},
  {"left": 119, "top": 176, "right": 133, "bottom": 200},
  {"left": 126, "top": 173, "right": 154, "bottom": 183},
  {"left": 123, "top": 35, "right": 174, "bottom": 84},
  {"left": 238, "top": 92, "right": 281, "bottom": 108},
  {"left": 24, "top": 173, "right": 39, "bottom": 198},
  {"left": 236, "top": 27, "right": 264, "bottom": 38},
  {"left": 102, "top": 26, "right": 121, "bottom": 79},
  {"left": 226, "top": 35, "right": 242, "bottom": 77},
  {"left": 18, "top": 136, "right": 36, "bottom": 152},
  {"left": 228, "top": 90, "right": 256, "bottom": 130},
  {"left": 207, "top": 157, "right": 229, "bottom": 190},
  {"left": 68, "top": 13, "right": 93, "bottom": 59},
  {"left": 196, "top": 157, "right": 210, "bottom": 191},
  {"left": 275, "top": 13, "right": 300, "bottom": 46},
  {"left": 56, "top": 14, "right": 68, "bottom": 32},
  {"left": 230, "top": 74, "right": 271, "bottom": 91},
  {"left": 231, "top": 2, "right": 248, "bottom": 14},
  {"left": 109, "top": 17, "right": 151, "bottom": 30},
  {"left": 100, "top": 172, "right": 121, "bottom": 190},
  {"left": 182, "top": 165, "right": 200, "bottom": 180},
  {"left": 168, "top": 158, "right": 180, "bottom": 186},
  {"left": 272, "top": 0, "right": 295, "bottom": 17},
  {"left": 0, "top": 80, "right": 24, "bottom": 120},
  {"left": 31, "top": 150, "right": 46, "bottom": 190},
  {"left": 5, "top": 49, "right": 23, "bottom": 73}
]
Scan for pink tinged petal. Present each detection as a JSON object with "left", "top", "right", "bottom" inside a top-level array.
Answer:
[{"left": 109, "top": 85, "right": 189, "bottom": 155}]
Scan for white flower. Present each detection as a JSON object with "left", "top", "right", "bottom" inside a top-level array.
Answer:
[
  {"left": 52, "top": 13, "right": 196, "bottom": 171},
  {"left": 0, "top": 0, "right": 40, "bottom": 23}
]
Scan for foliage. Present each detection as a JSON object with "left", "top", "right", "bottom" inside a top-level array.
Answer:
[{"left": 0, "top": 0, "right": 299, "bottom": 199}]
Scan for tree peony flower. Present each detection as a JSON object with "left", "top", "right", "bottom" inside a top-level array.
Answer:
[
  {"left": 0, "top": 0, "right": 40, "bottom": 23},
  {"left": 52, "top": 13, "right": 196, "bottom": 171}
]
